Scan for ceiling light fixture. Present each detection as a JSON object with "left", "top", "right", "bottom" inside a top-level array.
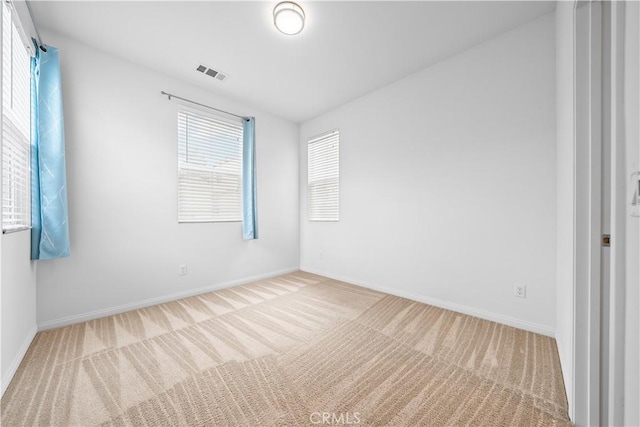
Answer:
[{"left": 273, "top": 1, "right": 305, "bottom": 36}]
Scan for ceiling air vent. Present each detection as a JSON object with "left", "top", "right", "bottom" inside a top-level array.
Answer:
[{"left": 196, "top": 64, "right": 229, "bottom": 82}]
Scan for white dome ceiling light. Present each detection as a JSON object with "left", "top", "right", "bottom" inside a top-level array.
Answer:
[{"left": 273, "top": 2, "right": 305, "bottom": 36}]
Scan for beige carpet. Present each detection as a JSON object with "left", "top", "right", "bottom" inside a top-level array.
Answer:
[{"left": 1, "top": 271, "right": 571, "bottom": 426}]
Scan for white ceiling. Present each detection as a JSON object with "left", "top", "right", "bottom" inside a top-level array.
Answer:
[{"left": 30, "top": 1, "right": 556, "bottom": 123}]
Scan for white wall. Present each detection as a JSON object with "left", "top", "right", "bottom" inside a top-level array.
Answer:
[
  {"left": 1, "top": 232, "right": 37, "bottom": 395},
  {"left": 624, "top": 2, "right": 640, "bottom": 424},
  {"left": 0, "top": 3, "right": 38, "bottom": 397},
  {"left": 1, "top": 1, "right": 4, "bottom": 396},
  {"left": 300, "top": 14, "right": 557, "bottom": 336},
  {"left": 36, "top": 31, "right": 300, "bottom": 328},
  {"left": 555, "top": 1, "right": 575, "bottom": 419}
]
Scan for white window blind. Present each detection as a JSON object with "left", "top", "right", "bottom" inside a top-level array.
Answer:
[
  {"left": 177, "top": 107, "right": 243, "bottom": 222},
  {"left": 308, "top": 129, "right": 339, "bottom": 221},
  {"left": 2, "top": 1, "right": 31, "bottom": 232}
]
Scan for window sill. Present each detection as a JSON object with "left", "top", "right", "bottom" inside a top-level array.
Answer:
[
  {"left": 2, "top": 226, "right": 32, "bottom": 235},
  {"left": 178, "top": 220, "right": 242, "bottom": 224}
]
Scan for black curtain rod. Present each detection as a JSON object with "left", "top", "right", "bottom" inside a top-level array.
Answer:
[
  {"left": 160, "top": 91, "right": 249, "bottom": 121},
  {"left": 24, "top": 0, "right": 47, "bottom": 52}
]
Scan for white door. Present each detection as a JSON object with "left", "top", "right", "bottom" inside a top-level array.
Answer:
[
  {"left": 598, "top": 2, "right": 639, "bottom": 425},
  {"left": 624, "top": 1, "right": 639, "bottom": 424}
]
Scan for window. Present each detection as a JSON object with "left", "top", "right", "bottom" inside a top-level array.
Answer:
[
  {"left": 177, "top": 107, "right": 243, "bottom": 222},
  {"left": 2, "top": 1, "right": 31, "bottom": 232},
  {"left": 308, "top": 129, "right": 339, "bottom": 221}
]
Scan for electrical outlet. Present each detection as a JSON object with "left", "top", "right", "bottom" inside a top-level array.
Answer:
[
  {"left": 179, "top": 265, "right": 187, "bottom": 276},
  {"left": 514, "top": 284, "right": 526, "bottom": 298}
]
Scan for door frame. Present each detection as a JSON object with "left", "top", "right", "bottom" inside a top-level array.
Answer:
[
  {"left": 573, "top": 1, "right": 602, "bottom": 425},
  {"left": 603, "top": 1, "right": 627, "bottom": 425}
]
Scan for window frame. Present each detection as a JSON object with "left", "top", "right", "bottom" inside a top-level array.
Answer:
[
  {"left": 176, "top": 104, "right": 244, "bottom": 224},
  {"left": 307, "top": 129, "right": 340, "bottom": 222},
  {"left": 2, "top": 0, "right": 32, "bottom": 234}
]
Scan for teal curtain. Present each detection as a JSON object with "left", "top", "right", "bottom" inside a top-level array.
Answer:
[
  {"left": 31, "top": 44, "right": 70, "bottom": 259},
  {"left": 242, "top": 117, "right": 257, "bottom": 240}
]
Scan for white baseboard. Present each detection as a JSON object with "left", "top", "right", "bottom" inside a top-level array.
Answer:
[
  {"left": 38, "top": 267, "right": 300, "bottom": 331},
  {"left": 302, "top": 267, "right": 556, "bottom": 338},
  {"left": 37, "top": 264, "right": 555, "bottom": 337},
  {"left": 1, "top": 325, "right": 37, "bottom": 397}
]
